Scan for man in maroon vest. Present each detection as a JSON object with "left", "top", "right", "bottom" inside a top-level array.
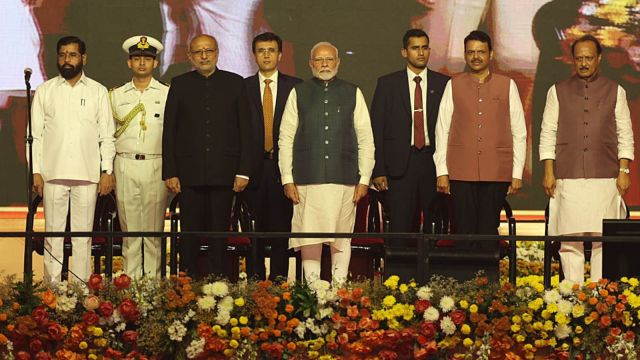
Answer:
[
  {"left": 434, "top": 30, "right": 527, "bottom": 248},
  {"left": 540, "top": 35, "right": 634, "bottom": 284}
]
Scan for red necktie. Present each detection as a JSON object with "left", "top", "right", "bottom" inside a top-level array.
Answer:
[{"left": 413, "top": 76, "right": 425, "bottom": 149}]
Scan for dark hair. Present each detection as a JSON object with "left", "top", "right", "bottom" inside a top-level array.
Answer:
[
  {"left": 571, "top": 34, "right": 602, "bottom": 56},
  {"left": 57, "top": 36, "right": 86, "bottom": 55},
  {"left": 252, "top": 32, "right": 283, "bottom": 54},
  {"left": 464, "top": 30, "right": 492, "bottom": 51},
  {"left": 402, "top": 29, "right": 430, "bottom": 49}
]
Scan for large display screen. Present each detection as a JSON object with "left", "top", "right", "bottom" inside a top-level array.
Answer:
[{"left": 1, "top": 0, "right": 639, "bottom": 209}]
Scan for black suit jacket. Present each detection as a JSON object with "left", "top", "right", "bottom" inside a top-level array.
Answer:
[
  {"left": 162, "top": 69, "right": 252, "bottom": 186},
  {"left": 371, "top": 69, "right": 450, "bottom": 178},
  {"left": 244, "top": 72, "right": 302, "bottom": 186}
]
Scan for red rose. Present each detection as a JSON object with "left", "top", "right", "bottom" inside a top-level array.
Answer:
[
  {"left": 414, "top": 300, "right": 431, "bottom": 314},
  {"left": 122, "top": 330, "right": 138, "bottom": 344},
  {"left": 113, "top": 274, "right": 132, "bottom": 290},
  {"left": 450, "top": 310, "right": 466, "bottom": 325},
  {"left": 31, "top": 307, "right": 49, "bottom": 327},
  {"left": 34, "top": 352, "right": 53, "bottom": 360},
  {"left": 46, "top": 323, "right": 65, "bottom": 341},
  {"left": 420, "top": 321, "right": 437, "bottom": 339},
  {"left": 379, "top": 350, "right": 399, "bottom": 360},
  {"left": 119, "top": 299, "right": 139, "bottom": 322},
  {"left": 29, "top": 338, "right": 43, "bottom": 353},
  {"left": 105, "top": 348, "right": 124, "bottom": 358},
  {"left": 82, "top": 311, "right": 100, "bottom": 326},
  {"left": 99, "top": 301, "right": 114, "bottom": 317},
  {"left": 88, "top": 274, "right": 103, "bottom": 292},
  {"left": 15, "top": 351, "right": 31, "bottom": 360}
]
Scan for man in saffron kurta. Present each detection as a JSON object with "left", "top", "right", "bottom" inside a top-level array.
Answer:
[
  {"left": 540, "top": 35, "right": 634, "bottom": 284},
  {"left": 278, "top": 42, "right": 375, "bottom": 284},
  {"left": 434, "top": 31, "right": 527, "bottom": 246}
]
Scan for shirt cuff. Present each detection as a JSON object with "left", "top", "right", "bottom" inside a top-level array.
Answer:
[
  {"left": 435, "top": 163, "right": 448, "bottom": 178},
  {"left": 511, "top": 168, "right": 523, "bottom": 180},
  {"left": 235, "top": 175, "right": 249, "bottom": 180},
  {"left": 539, "top": 152, "right": 556, "bottom": 161},
  {"left": 618, "top": 151, "right": 635, "bottom": 161},
  {"left": 281, "top": 175, "right": 294, "bottom": 185},
  {"left": 101, "top": 162, "right": 113, "bottom": 173},
  {"left": 359, "top": 176, "right": 370, "bottom": 186}
]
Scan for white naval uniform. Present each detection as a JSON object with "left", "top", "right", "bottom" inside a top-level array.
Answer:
[
  {"left": 110, "top": 78, "right": 169, "bottom": 278},
  {"left": 31, "top": 73, "right": 115, "bottom": 284},
  {"left": 278, "top": 86, "right": 375, "bottom": 283},
  {"left": 540, "top": 84, "right": 634, "bottom": 284}
]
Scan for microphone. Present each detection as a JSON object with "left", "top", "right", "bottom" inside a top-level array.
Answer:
[{"left": 24, "top": 68, "right": 32, "bottom": 82}]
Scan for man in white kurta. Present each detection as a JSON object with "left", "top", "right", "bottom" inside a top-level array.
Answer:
[
  {"left": 279, "top": 42, "right": 374, "bottom": 284},
  {"left": 110, "top": 36, "right": 169, "bottom": 279},
  {"left": 31, "top": 36, "right": 115, "bottom": 284},
  {"left": 540, "top": 35, "right": 634, "bottom": 284}
]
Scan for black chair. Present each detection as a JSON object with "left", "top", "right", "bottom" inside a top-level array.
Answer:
[
  {"left": 423, "top": 198, "right": 515, "bottom": 283},
  {"left": 349, "top": 189, "right": 385, "bottom": 280},
  {"left": 26, "top": 193, "right": 122, "bottom": 280}
]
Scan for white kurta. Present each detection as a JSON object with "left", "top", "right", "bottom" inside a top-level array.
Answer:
[
  {"left": 279, "top": 83, "right": 375, "bottom": 250},
  {"left": 540, "top": 84, "right": 634, "bottom": 235}
]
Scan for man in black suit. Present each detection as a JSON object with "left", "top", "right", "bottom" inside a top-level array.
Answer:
[
  {"left": 370, "top": 29, "right": 449, "bottom": 280},
  {"left": 162, "top": 34, "right": 252, "bottom": 279},
  {"left": 245, "top": 32, "right": 302, "bottom": 281}
]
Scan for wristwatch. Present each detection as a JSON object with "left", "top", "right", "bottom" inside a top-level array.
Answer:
[
  {"left": 619, "top": 168, "right": 630, "bottom": 174},
  {"left": 102, "top": 169, "right": 113, "bottom": 175}
]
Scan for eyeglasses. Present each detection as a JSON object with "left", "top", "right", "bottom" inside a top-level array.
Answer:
[
  {"left": 58, "top": 52, "right": 80, "bottom": 60},
  {"left": 190, "top": 48, "right": 217, "bottom": 57},
  {"left": 311, "top": 57, "right": 337, "bottom": 64}
]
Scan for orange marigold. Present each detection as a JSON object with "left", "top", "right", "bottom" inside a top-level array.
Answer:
[{"left": 285, "top": 304, "right": 294, "bottom": 313}]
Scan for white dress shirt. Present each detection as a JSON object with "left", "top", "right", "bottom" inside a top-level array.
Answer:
[
  {"left": 258, "top": 70, "right": 278, "bottom": 110},
  {"left": 539, "top": 85, "right": 634, "bottom": 162},
  {"left": 31, "top": 73, "right": 115, "bottom": 183},
  {"left": 434, "top": 77, "right": 527, "bottom": 179},
  {"left": 110, "top": 78, "right": 169, "bottom": 155},
  {"left": 407, "top": 67, "right": 430, "bottom": 146},
  {"left": 279, "top": 86, "right": 375, "bottom": 186}
]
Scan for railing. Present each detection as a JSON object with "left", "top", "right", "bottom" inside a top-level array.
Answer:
[{"left": 9, "top": 229, "right": 640, "bottom": 289}]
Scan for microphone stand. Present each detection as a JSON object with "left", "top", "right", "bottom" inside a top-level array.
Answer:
[{"left": 23, "top": 74, "right": 34, "bottom": 286}]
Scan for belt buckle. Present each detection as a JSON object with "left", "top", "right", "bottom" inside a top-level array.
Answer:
[{"left": 135, "top": 154, "right": 146, "bottom": 160}]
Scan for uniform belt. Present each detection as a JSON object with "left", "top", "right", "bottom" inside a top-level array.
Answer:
[
  {"left": 117, "top": 153, "right": 161, "bottom": 160},
  {"left": 264, "top": 151, "right": 275, "bottom": 160}
]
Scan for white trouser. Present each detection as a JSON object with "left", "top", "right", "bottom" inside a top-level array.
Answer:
[
  {"left": 115, "top": 155, "right": 168, "bottom": 278},
  {"left": 43, "top": 181, "right": 97, "bottom": 284},
  {"left": 301, "top": 244, "right": 352, "bottom": 285},
  {"left": 559, "top": 233, "right": 602, "bottom": 285}
]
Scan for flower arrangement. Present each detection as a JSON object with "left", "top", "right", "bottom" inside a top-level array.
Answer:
[{"left": 0, "top": 271, "right": 638, "bottom": 359}]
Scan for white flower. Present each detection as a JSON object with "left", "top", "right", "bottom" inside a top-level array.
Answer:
[
  {"left": 423, "top": 307, "right": 440, "bottom": 322},
  {"left": 558, "top": 280, "right": 574, "bottom": 296},
  {"left": 416, "top": 286, "right": 433, "bottom": 301},
  {"left": 115, "top": 322, "right": 126, "bottom": 332},
  {"left": 186, "top": 337, "right": 205, "bottom": 359},
  {"left": 557, "top": 300, "right": 573, "bottom": 315},
  {"left": 218, "top": 296, "right": 234, "bottom": 312},
  {"left": 215, "top": 310, "right": 231, "bottom": 326},
  {"left": 439, "top": 296, "right": 455, "bottom": 313},
  {"left": 440, "top": 316, "right": 456, "bottom": 335},
  {"left": 56, "top": 295, "right": 78, "bottom": 313},
  {"left": 295, "top": 322, "right": 306, "bottom": 339},
  {"left": 309, "top": 279, "right": 331, "bottom": 292},
  {"left": 544, "top": 289, "right": 561, "bottom": 304},
  {"left": 168, "top": 320, "right": 187, "bottom": 341},
  {"left": 554, "top": 324, "right": 572, "bottom": 340},
  {"left": 202, "top": 281, "right": 229, "bottom": 297},
  {"left": 197, "top": 296, "right": 217, "bottom": 311},
  {"left": 316, "top": 307, "right": 334, "bottom": 320}
]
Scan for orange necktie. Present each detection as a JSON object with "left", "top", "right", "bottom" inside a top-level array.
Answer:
[{"left": 263, "top": 79, "right": 274, "bottom": 152}]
